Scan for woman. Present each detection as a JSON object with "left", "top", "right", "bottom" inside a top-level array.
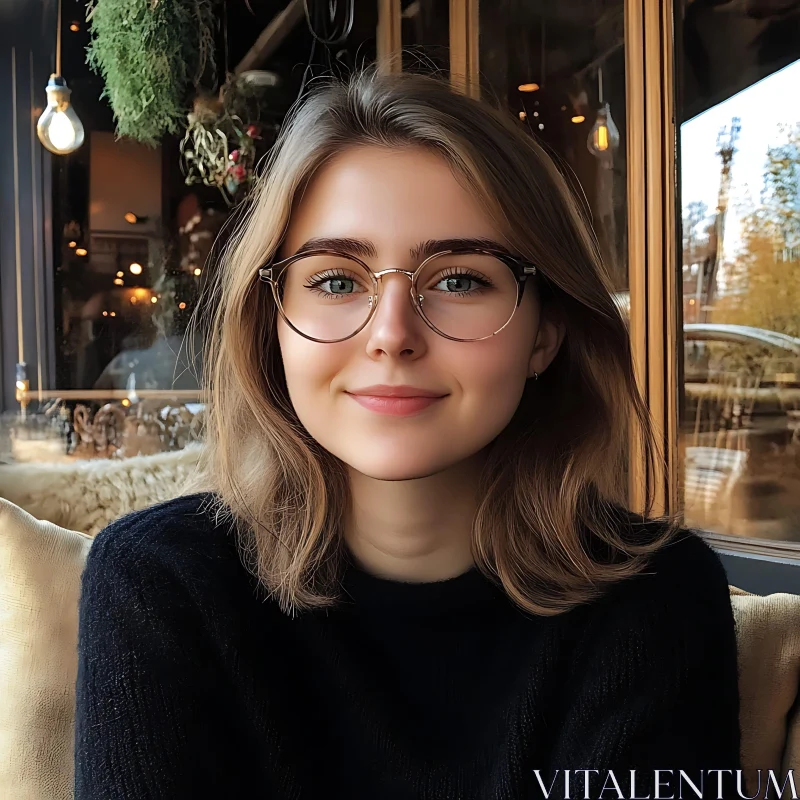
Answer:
[{"left": 74, "top": 69, "right": 741, "bottom": 799}]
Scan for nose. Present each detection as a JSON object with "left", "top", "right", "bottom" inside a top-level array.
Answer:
[{"left": 363, "top": 269, "right": 426, "bottom": 355}]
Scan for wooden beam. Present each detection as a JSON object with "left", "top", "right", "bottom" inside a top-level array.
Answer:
[
  {"left": 449, "top": 0, "right": 479, "bottom": 98},
  {"left": 377, "top": 0, "right": 402, "bottom": 74},
  {"left": 234, "top": 0, "right": 305, "bottom": 75}
]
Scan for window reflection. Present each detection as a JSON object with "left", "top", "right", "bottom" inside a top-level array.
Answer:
[
  {"left": 679, "top": 0, "right": 800, "bottom": 542},
  {"left": 477, "top": 0, "right": 628, "bottom": 292}
]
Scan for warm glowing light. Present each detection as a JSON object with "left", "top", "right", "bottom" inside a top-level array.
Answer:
[
  {"left": 69, "top": 22, "right": 80, "bottom": 32},
  {"left": 124, "top": 212, "right": 138, "bottom": 224},
  {"left": 179, "top": 302, "right": 187, "bottom": 310},
  {"left": 116, "top": 271, "right": 124, "bottom": 278},
  {"left": 114, "top": 278, "right": 124, "bottom": 286},
  {"left": 121, "top": 398, "right": 131, "bottom": 407},
  {"left": 689, "top": 298, "right": 696, "bottom": 305},
  {"left": 15, "top": 381, "right": 25, "bottom": 390},
  {"left": 193, "top": 268, "right": 202, "bottom": 276},
  {"left": 519, "top": 111, "right": 527, "bottom": 121},
  {"left": 518, "top": 83, "right": 539, "bottom": 92},
  {"left": 571, "top": 115, "right": 585, "bottom": 124},
  {"left": 110, "top": 311, "right": 116, "bottom": 317},
  {"left": 150, "top": 296, "right": 158, "bottom": 304},
  {"left": 102, "top": 311, "right": 108, "bottom": 316},
  {"left": 75, "top": 247, "right": 87, "bottom": 256},
  {"left": 130, "top": 296, "right": 138, "bottom": 304},
  {"left": 587, "top": 104, "right": 620, "bottom": 157},
  {"left": 37, "top": 77, "right": 85, "bottom": 155},
  {"left": 47, "top": 111, "right": 77, "bottom": 149},
  {"left": 129, "top": 262, "right": 143, "bottom": 275},
  {"left": 134, "top": 288, "right": 149, "bottom": 298},
  {"left": 68, "top": 241, "right": 77, "bottom": 248}
]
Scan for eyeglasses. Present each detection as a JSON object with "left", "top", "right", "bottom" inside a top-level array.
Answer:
[{"left": 257, "top": 247, "right": 537, "bottom": 343}]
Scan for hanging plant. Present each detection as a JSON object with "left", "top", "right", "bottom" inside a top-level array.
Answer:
[
  {"left": 180, "top": 74, "right": 277, "bottom": 204},
  {"left": 86, "top": 0, "right": 218, "bottom": 147}
]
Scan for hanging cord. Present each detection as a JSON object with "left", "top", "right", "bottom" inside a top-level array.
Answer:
[
  {"left": 56, "top": 0, "right": 62, "bottom": 76},
  {"left": 303, "top": 0, "right": 354, "bottom": 47},
  {"left": 598, "top": 65, "right": 604, "bottom": 105},
  {"left": 297, "top": 0, "right": 355, "bottom": 98}
]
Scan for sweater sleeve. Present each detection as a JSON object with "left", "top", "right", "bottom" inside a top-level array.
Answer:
[
  {"left": 548, "top": 532, "right": 742, "bottom": 800},
  {"left": 74, "top": 508, "right": 243, "bottom": 799}
]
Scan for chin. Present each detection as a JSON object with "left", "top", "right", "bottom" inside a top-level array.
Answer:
[{"left": 342, "top": 455, "right": 454, "bottom": 482}]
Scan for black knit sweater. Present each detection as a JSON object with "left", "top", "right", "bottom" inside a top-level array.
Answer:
[{"left": 74, "top": 492, "right": 742, "bottom": 800}]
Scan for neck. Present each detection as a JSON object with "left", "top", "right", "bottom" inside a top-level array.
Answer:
[{"left": 343, "top": 451, "right": 487, "bottom": 583}]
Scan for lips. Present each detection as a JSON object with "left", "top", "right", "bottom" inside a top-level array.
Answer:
[
  {"left": 346, "top": 393, "right": 446, "bottom": 416},
  {"left": 346, "top": 385, "right": 447, "bottom": 398}
]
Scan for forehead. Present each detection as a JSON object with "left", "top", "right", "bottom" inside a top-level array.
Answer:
[{"left": 282, "top": 146, "right": 503, "bottom": 254}]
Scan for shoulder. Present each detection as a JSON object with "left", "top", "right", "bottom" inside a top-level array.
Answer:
[
  {"left": 584, "top": 522, "right": 735, "bottom": 644},
  {"left": 597, "top": 507, "right": 731, "bottom": 601},
  {"left": 82, "top": 491, "right": 245, "bottom": 596},
  {"left": 632, "top": 525, "right": 730, "bottom": 603}
]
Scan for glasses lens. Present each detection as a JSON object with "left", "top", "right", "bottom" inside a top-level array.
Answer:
[
  {"left": 416, "top": 252, "right": 519, "bottom": 339},
  {"left": 279, "top": 254, "right": 373, "bottom": 341}
]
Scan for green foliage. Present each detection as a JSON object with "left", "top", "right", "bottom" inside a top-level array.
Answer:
[{"left": 86, "top": 0, "right": 218, "bottom": 147}]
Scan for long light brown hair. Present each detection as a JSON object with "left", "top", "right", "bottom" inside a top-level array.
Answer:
[{"left": 185, "top": 67, "right": 678, "bottom": 617}]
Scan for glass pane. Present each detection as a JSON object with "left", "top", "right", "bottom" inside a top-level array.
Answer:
[
  {"left": 53, "top": 133, "right": 212, "bottom": 395},
  {"left": 401, "top": 0, "right": 450, "bottom": 76},
  {"left": 477, "top": 1, "right": 628, "bottom": 292},
  {"left": 678, "top": 3, "right": 800, "bottom": 541}
]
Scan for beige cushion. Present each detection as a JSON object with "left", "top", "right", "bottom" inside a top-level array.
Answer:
[
  {"left": 0, "top": 443, "right": 206, "bottom": 535},
  {"left": 0, "top": 498, "right": 91, "bottom": 799},
  {"left": 730, "top": 585, "right": 800, "bottom": 786}
]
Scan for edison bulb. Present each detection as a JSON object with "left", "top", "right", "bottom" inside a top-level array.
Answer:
[
  {"left": 37, "top": 75, "right": 85, "bottom": 156},
  {"left": 587, "top": 103, "right": 620, "bottom": 158}
]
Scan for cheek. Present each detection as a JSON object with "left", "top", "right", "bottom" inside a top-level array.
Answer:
[
  {"left": 277, "top": 322, "right": 346, "bottom": 414},
  {"left": 455, "top": 342, "right": 531, "bottom": 423}
]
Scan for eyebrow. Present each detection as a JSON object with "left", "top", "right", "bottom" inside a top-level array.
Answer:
[{"left": 292, "top": 237, "right": 511, "bottom": 261}]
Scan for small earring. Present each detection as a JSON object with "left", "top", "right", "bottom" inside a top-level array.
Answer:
[{"left": 533, "top": 372, "right": 539, "bottom": 381}]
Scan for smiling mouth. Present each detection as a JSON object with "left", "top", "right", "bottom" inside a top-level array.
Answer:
[{"left": 345, "top": 393, "right": 446, "bottom": 416}]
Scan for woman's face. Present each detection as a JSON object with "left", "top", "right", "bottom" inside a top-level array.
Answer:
[{"left": 277, "top": 145, "right": 561, "bottom": 481}]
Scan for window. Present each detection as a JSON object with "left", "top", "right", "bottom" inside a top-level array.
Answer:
[
  {"left": 678, "top": 1, "right": 800, "bottom": 543},
  {"left": 477, "top": 0, "right": 628, "bottom": 294}
]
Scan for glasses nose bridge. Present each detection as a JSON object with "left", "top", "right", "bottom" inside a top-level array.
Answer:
[
  {"left": 372, "top": 266, "right": 416, "bottom": 286},
  {"left": 369, "top": 266, "right": 419, "bottom": 306}
]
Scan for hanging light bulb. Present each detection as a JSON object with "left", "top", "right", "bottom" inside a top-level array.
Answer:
[
  {"left": 587, "top": 67, "right": 619, "bottom": 159},
  {"left": 36, "top": 0, "right": 84, "bottom": 156},
  {"left": 37, "top": 76, "right": 84, "bottom": 154},
  {"left": 587, "top": 103, "right": 619, "bottom": 155}
]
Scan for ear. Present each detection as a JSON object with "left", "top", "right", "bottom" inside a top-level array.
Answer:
[{"left": 527, "top": 309, "right": 566, "bottom": 379}]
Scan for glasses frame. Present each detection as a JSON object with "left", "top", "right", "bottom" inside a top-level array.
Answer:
[{"left": 257, "top": 247, "right": 538, "bottom": 343}]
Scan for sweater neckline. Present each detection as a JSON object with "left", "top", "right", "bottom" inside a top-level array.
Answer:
[{"left": 339, "top": 550, "right": 508, "bottom": 617}]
